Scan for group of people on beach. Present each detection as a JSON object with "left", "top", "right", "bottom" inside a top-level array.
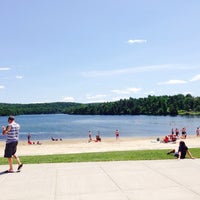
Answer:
[
  {"left": 27, "top": 132, "right": 42, "bottom": 145},
  {"left": 28, "top": 133, "right": 63, "bottom": 144},
  {"left": 88, "top": 130, "right": 101, "bottom": 142},
  {"left": 162, "top": 126, "right": 200, "bottom": 144},
  {"left": 162, "top": 127, "right": 190, "bottom": 143},
  {"left": 88, "top": 129, "right": 120, "bottom": 143},
  {"left": 161, "top": 126, "right": 196, "bottom": 159},
  {"left": 0, "top": 115, "right": 196, "bottom": 174},
  {"left": 167, "top": 140, "right": 194, "bottom": 159}
]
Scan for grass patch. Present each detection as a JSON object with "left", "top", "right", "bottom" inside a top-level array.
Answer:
[{"left": 0, "top": 148, "right": 199, "bottom": 165}]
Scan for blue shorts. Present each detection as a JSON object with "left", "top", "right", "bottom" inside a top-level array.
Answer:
[{"left": 174, "top": 152, "right": 179, "bottom": 158}]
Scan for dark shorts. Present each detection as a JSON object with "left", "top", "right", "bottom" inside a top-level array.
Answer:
[
  {"left": 174, "top": 152, "right": 185, "bottom": 159},
  {"left": 4, "top": 141, "right": 18, "bottom": 158}
]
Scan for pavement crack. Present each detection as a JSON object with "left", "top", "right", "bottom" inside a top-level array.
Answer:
[
  {"left": 99, "top": 165, "right": 131, "bottom": 200},
  {"left": 53, "top": 168, "right": 58, "bottom": 200},
  {"left": 143, "top": 162, "right": 200, "bottom": 197}
]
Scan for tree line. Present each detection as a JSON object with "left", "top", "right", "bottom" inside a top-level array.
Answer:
[
  {"left": 0, "top": 102, "right": 80, "bottom": 116},
  {"left": 65, "top": 94, "right": 200, "bottom": 115},
  {"left": 0, "top": 94, "right": 200, "bottom": 116}
]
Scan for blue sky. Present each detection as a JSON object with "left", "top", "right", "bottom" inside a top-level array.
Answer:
[{"left": 0, "top": 0, "right": 200, "bottom": 103}]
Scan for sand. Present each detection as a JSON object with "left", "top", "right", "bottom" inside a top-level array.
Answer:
[{"left": 0, "top": 136, "right": 199, "bottom": 156}]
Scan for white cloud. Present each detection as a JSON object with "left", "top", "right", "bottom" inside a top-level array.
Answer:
[
  {"left": 111, "top": 87, "right": 141, "bottom": 94},
  {"left": 86, "top": 94, "right": 106, "bottom": 100},
  {"left": 82, "top": 64, "right": 186, "bottom": 77},
  {"left": 145, "top": 91, "right": 155, "bottom": 95},
  {"left": 183, "top": 91, "right": 193, "bottom": 95},
  {"left": 111, "top": 96, "right": 129, "bottom": 101},
  {"left": 84, "top": 94, "right": 107, "bottom": 103},
  {"left": 0, "top": 67, "right": 11, "bottom": 71},
  {"left": 0, "top": 85, "right": 5, "bottom": 89},
  {"left": 157, "top": 80, "right": 187, "bottom": 85},
  {"left": 128, "top": 39, "right": 147, "bottom": 44},
  {"left": 16, "top": 75, "right": 23, "bottom": 79},
  {"left": 62, "top": 96, "right": 74, "bottom": 102},
  {"left": 190, "top": 74, "right": 200, "bottom": 82}
]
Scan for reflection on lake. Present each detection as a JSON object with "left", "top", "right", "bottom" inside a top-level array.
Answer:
[{"left": 0, "top": 114, "right": 199, "bottom": 141}]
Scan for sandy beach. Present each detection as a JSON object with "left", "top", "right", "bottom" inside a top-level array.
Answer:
[{"left": 0, "top": 135, "right": 199, "bottom": 156}]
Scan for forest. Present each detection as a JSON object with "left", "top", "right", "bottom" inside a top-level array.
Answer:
[{"left": 0, "top": 94, "right": 200, "bottom": 116}]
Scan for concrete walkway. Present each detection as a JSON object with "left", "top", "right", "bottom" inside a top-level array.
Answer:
[{"left": 0, "top": 159, "right": 200, "bottom": 200}]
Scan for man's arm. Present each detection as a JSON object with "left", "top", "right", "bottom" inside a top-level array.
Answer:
[{"left": 2, "top": 125, "right": 11, "bottom": 135}]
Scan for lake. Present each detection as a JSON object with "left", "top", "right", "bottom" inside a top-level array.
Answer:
[{"left": 0, "top": 114, "right": 200, "bottom": 141}]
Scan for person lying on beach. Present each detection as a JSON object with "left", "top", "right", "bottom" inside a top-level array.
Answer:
[
  {"left": 162, "top": 135, "right": 169, "bottom": 143},
  {"left": 162, "top": 133, "right": 177, "bottom": 143},
  {"left": 28, "top": 141, "right": 42, "bottom": 145},
  {"left": 51, "top": 137, "right": 62, "bottom": 141},
  {"left": 167, "top": 141, "right": 194, "bottom": 159},
  {"left": 168, "top": 132, "right": 177, "bottom": 142},
  {"left": 28, "top": 140, "right": 33, "bottom": 144},
  {"left": 36, "top": 141, "right": 42, "bottom": 145}
]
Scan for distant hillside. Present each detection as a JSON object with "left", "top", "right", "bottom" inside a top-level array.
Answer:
[
  {"left": 0, "top": 102, "right": 80, "bottom": 116},
  {"left": 1, "top": 94, "right": 200, "bottom": 116}
]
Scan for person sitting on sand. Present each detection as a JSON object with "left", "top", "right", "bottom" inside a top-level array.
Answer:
[
  {"left": 167, "top": 141, "right": 194, "bottom": 159},
  {"left": 95, "top": 134, "right": 101, "bottom": 142},
  {"left": 162, "top": 135, "right": 169, "bottom": 143},
  {"left": 36, "top": 141, "right": 42, "bottom": 145},
  {"left": 162, "top": 133, "right": 177, "bottom": 143},
  {"left": 168, "top": 132, "right": 177, "bottom": 142}
]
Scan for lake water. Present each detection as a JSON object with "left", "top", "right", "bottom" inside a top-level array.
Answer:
[{"left": 0, "top": 114, "right": 200, "bottom": 141}]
